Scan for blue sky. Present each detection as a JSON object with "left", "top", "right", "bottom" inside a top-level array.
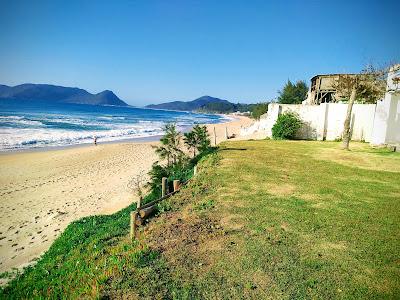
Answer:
[{"left": 0, "top": 0, "right": 399, "bottom": 105}]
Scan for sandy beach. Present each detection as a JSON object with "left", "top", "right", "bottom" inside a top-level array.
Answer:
[
  {"left": 206, "top": 115, "right": 254, "bottom": 145},
  {"left": 0, "top": 142, "right": 159, "bottom": 276},
  {"left": 0, "top": 116, "right": 254, "bottom": 276}
]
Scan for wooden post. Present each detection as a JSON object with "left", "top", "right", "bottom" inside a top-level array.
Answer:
[
  {"left": 130, "top": 211, "right": 137, "bottom": 241},
  {"left": 213, "top": 126, "right": 217, "bottom": 146},
  {"left": 225, "top": 126, "right": 228, "bottom": 140},
  {"left": 173, "top": 180, "right": 180, "bottom": 192},
  {"left": 137, "top": 196, "right": 142, "bottom": 209},
  {"left": 139, "top": 206, "right": 156, "bottom": 219},
  {"left": 135, "top": 215, "right": 144, "bottom": 226},
  {"left": 193, "top": 165, "right": 197, "bottom": 176},
  {"left": 162, "top": 177, "right": 167, "bottom": 197}
]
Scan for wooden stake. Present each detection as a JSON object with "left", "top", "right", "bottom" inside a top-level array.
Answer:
[
  {"left": 130, "top": 211, "right": 137, "bottom": 241},
  {"left": 137, "top": 196, "right": 142, "bottom": 209},
  {"left": 162, "top": 177, "right": 167, "bottom": 197},
  {"left": 225, "top": 126, "right": 228, "bottom": 140},
  {"left": 193, "top": 165, "right": 197, "bottom": 176},
  {"left": 214, "top": 126, "right": 217, "bottom": 146},
  {"left": 173, "top": 180, "right": 180, "bottom": 192}
]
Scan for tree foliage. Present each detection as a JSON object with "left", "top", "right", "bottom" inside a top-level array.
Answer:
[
  {"left": 278, "top": 80, "right": 308, "bottom": 104},
  {"left": 251, "top": 102, "right": 269, "bottom": 119},
  {"left": 156, "top": 123, "right": 185, "bottom": 166},
  {"left": 332, "top": 65, "right": 387, "bottom": 150},
  {"left": 332, "top": 66, "right": 386, "bottom": 104},
  {"left": 272, "top": 112, "right": 302, "bottom": 140},
  {"left": 149, "top": 123, "right": 212, "bottom": 196},
  {"left": 184, "top": 125, "right": 210, "bottom": 157}
]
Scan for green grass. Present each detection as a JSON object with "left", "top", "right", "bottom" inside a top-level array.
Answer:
[{"left": 1, "top": 141, "right": 399, "bottom": 299}]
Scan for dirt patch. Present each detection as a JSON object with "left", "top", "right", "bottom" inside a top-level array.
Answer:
[
  {"left": 266, "top": 183, "right": 296, "bottom": 196},
  {"left": 145, "top": 211, "right": 224, "bottom": 260},
  {"left": 220, "top": 215, "right": 245, "bottom": 231},
  {"left": 280, "top": 222, "right": 290, "bottom": 232}
]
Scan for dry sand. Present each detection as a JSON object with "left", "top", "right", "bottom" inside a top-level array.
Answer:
[
  {"left": 0, "top": 115, "right": 255, "bottom": 276},
  {"left": 0, "top": 142, "right": 158, "bottom": 275},
  {"left": 206, "top": 115, "right": 254, "bottom": 145}
]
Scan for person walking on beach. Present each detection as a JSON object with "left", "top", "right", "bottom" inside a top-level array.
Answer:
[{"left": 93, "top": 136, "right": 98, "bottom": 146}]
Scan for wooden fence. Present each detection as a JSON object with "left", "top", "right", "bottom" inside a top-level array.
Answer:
[{"left": 130, "top": 166, "right": 197, "bottom": 240}]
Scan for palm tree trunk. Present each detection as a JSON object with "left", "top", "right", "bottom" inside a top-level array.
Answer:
[{"left": 342, "top": 87, "right": 357, "bottom": 150}]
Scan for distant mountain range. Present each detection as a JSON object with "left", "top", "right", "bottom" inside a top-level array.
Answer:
[
  {"left": 0, "top": 84, "right": 128, "bottom": 106},
  {"left": 146, "top": 95, "right": 253, "bottom": 113}
]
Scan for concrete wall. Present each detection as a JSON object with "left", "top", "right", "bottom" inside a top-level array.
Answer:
[
  {"left": 241, "top": 65, "right": 400, "bottom": 144},
  {"left": 371, "top": 65, "right": 400, "bottom": 145},
  {"left": 241, "top": 103, "right": 376, "bottom": 142}
]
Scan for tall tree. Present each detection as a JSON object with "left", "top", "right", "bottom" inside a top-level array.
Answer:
[
  {"left": 278, "top": 80, "right": 308, "bottom": 104},
  {"left": 333, "top": 66, "right": 386, "bottom": 150}
]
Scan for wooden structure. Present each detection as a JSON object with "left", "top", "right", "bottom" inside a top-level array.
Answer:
[
  {"left": 130, "top": 176, "right": 191, "bottom": 240},
  {"left": 305, "top": 74, "right": 357, "bottom": 105}
]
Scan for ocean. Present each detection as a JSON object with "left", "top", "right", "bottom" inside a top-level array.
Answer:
[{"left": 0, "top": 100, "right": 227, "bottom": 151}]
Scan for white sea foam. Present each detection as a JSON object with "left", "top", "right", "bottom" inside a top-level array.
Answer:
[
  {"left": 0, "top": 107, "right": 225, "bottom": 151},
  {"left": 0, "top": 125, "right": 164, "bottom": 151}
]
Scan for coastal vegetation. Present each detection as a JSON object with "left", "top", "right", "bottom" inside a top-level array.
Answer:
[
  {"left": 272, "top": 111, "right": 303, "bottom": 140},
  {"left": 278, "top": 80, "right": 308, "bottom": 104},
  {"left": 1, "top": 140, "right": 399, "bottom": 299},
  {"left": 148, "top": 123, "right": 212, "bottom": 199}
]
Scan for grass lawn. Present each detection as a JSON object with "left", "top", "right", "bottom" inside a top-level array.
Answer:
[{"left": 1, "top": 140, "right": 399, "bottom": 299}]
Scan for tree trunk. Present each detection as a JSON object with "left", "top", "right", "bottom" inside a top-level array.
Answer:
[{"left": 342, "top": 87, "right": 357, "bottom": 150}]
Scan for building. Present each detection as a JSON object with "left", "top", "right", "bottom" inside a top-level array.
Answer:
[{"left": 304, "top": 74, "right": 357, "bottom": 105}]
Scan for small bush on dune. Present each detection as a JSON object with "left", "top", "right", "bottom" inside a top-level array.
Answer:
[
  {"left": 272, "top": 112, "right": 302, "bottom": 140},
  {"left": 148, "top": 123, "right": 213, "bottom": 197}
]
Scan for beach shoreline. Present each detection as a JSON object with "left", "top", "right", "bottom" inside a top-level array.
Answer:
[{"left": 0, "top": 115, "right": 254, "bottom": 278}]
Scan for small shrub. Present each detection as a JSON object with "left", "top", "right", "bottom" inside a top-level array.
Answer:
[{"left": 272, "top": 112, "right": 302, "bottom": 140}]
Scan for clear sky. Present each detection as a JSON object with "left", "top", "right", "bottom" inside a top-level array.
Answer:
[{"left": 0, "top": 0, "right": 399, "bottom": 106}]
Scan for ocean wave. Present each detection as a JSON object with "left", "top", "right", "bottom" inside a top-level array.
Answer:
[
  {"left": 0, "top": 107, "right": 226, "bottom": 151},
  {"left": 0, "top": 126, "right": 165, "bottom": 151}
]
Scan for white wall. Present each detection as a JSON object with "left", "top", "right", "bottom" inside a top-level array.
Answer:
[
  {"left": 371, "top": 65, "right": 400, "bottom": 145},
  {"left": 241, "top": 66, "right": 400, "bottom": 144},
  {"left": 241, "top": 103, "right": 377, "bottom": 142}
]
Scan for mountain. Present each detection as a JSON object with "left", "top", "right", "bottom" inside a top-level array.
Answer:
[
  {"left": 0, "top": 84, "right": 128, "bottom": 106},
  {"left": 146, "top": 95, "right": 246, "bottom": 113}
]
